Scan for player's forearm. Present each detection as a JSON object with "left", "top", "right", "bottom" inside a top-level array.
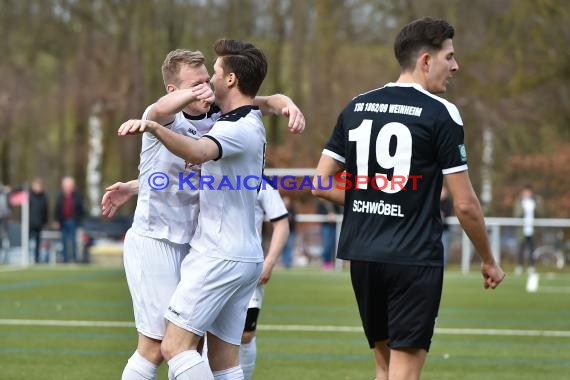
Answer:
[
  {"left": 254, "top": 94, "right": 290, "bottom": 116},
  {"left": 265, "top": 219, "right": 290, "bottom": 267},
  {"left": 455, "top": 199, "right": 495, "bottom": 264},
  {"left": 148, "top": 90, "right": 198, "bottom": 124},
  {"left": 312, "top": 174, "right": 345, "bottom": 206},
  {"left": 312, "top": 155, "right": 346, "bottom": 206},
  {"left": 147, "top": 122, "right": 210, "bottom": 164},
  {"left": 313, "top": 188, "right": 345, "bottom": 206},
  {"left": 126, "top": 180, "right": 140, "bottom": 195}
]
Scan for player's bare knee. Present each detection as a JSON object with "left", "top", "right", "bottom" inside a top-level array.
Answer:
[
  {"left": 137, "top": 335, "right": 164, "bottom": 364},
  {"left": 139, "top": 343, "right": 164, "bottom": 365},
  {"left": 160, "top": 336, "right": 178, "bottom": 361}
]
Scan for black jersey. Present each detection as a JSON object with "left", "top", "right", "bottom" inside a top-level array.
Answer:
[{"left": 323, "top": 83, "right": 467, "bottom": 266}]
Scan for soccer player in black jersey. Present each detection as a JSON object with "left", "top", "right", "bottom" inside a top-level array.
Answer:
[{"left": 313, "top": 17, "right": 505, "bottom": 380}]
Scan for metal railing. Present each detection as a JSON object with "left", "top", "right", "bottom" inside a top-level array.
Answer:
[{"left": 295, "top": 214, "right": 570, "bottom": 273}]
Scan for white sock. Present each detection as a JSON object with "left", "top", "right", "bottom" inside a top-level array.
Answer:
[
  {"left": 121, "top": 351, "right": 158, "bottom": 380},
  {"left": 213, "top": 365, "right": 244, "bottom": 380},
  {"left": 239, "top": 337, "right": 256, "bottom": 380},
  {"left": 168, "top": 350, "right": 214, "bottom": 380}
]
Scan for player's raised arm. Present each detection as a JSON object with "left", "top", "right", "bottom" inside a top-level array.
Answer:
[
  {"left": 118, "top": 119, "right": 219, "bottom": 165},
  {"left": 254, "top": 94, "right": 305, "bottom": 134},
  {"left": 148, "top": 84, "right": 215, "bottom": 125}
]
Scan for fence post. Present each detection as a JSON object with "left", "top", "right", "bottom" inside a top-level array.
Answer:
[
  {"left": 491, "top": 224, "right": 501, "bottom": 264},
  {"left": 461, "top": 231, "right": 472, "bottom": 274},
  {"left": 334, "top": 216, "right": 343, "bottom": 271},
  {"left": 21, "top": 188, "right": 30, "bottom": 267}
]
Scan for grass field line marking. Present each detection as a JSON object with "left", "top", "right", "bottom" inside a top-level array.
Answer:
[
  {"left": 259, "top": 324, "right": 362, "bottom": 333},
  {"left": 257, "top": 325, "right": 570, "bottom": 338},
  {"left": 259, "top": 324, "right": 570, "bottom": 337},
  {"left": 1, "top": 319, "right": 570, "bottom": 338},
  {"left": 434, "top": 327, "right": 570, "bottom": 337},
  {"left": 0, "top": 266, "right": 28, "bottom": 273},
  {"left": 538, "top": 286, "right": 570, "bottom": 293},
  {"left": 0, "top": 319, "right": 134, "bottom": 328}
]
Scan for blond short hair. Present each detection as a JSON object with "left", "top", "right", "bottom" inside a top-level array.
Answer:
[{"left": 161, "top": 49, "right": 206, "bottom": 86}]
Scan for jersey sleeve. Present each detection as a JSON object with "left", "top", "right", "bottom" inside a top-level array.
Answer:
[
  {"left": 322, "top": 111, "right": 347, "bottom": 164},
  {"left": 142, "top": 103, "right": 177, "bottom": 142},
  {"left": 434, "top": 104, "right": 468, "bottom": 175},
  {"left": 257, "top": 183, "right": 288, "bottom": 222},
  {"left": 203, "top": 120, "right": 248, "bottom": 160}
]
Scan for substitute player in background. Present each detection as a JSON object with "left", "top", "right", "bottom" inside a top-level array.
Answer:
[
  {"left": 103, "top": 48, "right": 304, "bottom": 380},
  {"left": 312, "top": 17, "right": 505, "bottom": 380},
  {"left": 242, "top": 179, "right": 289, "bottom": 379}
]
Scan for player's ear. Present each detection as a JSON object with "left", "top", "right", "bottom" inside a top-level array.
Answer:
[
  {"left": 419, "top": 52, "right": 431, "bottom": 73},
  {"left": 226, "top": 72, "right": 237, "bottom": 88},
  {"left": 166, "top": 84, "right": 177, "bottom": 93}
]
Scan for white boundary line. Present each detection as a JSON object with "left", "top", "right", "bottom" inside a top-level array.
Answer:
[
  {"left": 537, "top": 286, "right": 570, "bottom": 293},
  {"left": 0, "top": 319, "right": 134, "bottom": 328},
  {"left": 1, "top": 319, "right": 569, "bottom": 337},
  {"left": 0, "top": 266, "right": 29, "bottom": 273}
]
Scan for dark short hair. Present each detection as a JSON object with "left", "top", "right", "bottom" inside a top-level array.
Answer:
[
  {"left": 394, "top": 17, "right": 455, "bottom": 71},
  {"left": 214, "top": 39, "right": 267, "bottom": 97}
]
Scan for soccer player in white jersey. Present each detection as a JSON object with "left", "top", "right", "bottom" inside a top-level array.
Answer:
[
  {"left": 102, "top": 48, "right": 304, "bottom": 380},
  {"left": 241, "top": 179, "right": 289, "bottom": 379},
  {"left": 312, "top": 17, "right": 505, "bottom": 380},
  {"left": 118, "top": 39, "right": 271, "bottom": 380}
]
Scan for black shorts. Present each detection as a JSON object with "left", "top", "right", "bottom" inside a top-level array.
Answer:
[
  {"left": 350, "top": 261, "right": 443, "bottom": 351},
  {"left": 243, "top": 308, "right": 260, "bottom": 332}
]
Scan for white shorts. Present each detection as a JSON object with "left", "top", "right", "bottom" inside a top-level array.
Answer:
[
  {"left": 165, "top": 249, "right": 262, "bottom": 345},
  {"left": 123, "top": 229, "right": 188, "bottom": 340},
  {"left": 248, "top": 284, "right": 264, "bottom": 309}
]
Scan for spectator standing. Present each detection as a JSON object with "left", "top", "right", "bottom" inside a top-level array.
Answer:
[
  {"left": 29, "top": 178, "right": 49, "bottom": 263},
  {"left": 0, "top": 184, "right": 11, "bottom": 260},
  {"left": 316, "top": 199, "right": 341, "bottom": 270},
  {"left": 54, "top": 176, "right": 84, "bottom": 263},
  {"left": 513, "top": 184, "right": 543, "bottom": 274}
]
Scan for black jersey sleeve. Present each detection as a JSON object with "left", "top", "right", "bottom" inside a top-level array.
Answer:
[
  {"left": 323, "top": 109, "right": 348, "bottom": 163},
  {"left": 433, "top": 103, "right": 468, "bottom": 174}
]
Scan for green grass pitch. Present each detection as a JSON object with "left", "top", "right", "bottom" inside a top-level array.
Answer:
[{"left": 1, "top": 265, "right": 569, "bottom": 379}]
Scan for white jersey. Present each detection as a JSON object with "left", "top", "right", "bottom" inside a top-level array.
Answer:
[
  {"left": 522, "top": 197, "right": 536, "bottom": 237},
  {"left": 190, "top": 105, "right": 266, "bottom": 262},
  {"left": 131, "top": 104, "right": 222, "bottom": 244},
  {"left": 255, "top": 182, "right": 288, "bottom": 241}
]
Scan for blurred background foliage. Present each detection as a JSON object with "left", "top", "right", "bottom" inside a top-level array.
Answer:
[{"left": 0, "top": 0, "right": 569, "bottom": 216}]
